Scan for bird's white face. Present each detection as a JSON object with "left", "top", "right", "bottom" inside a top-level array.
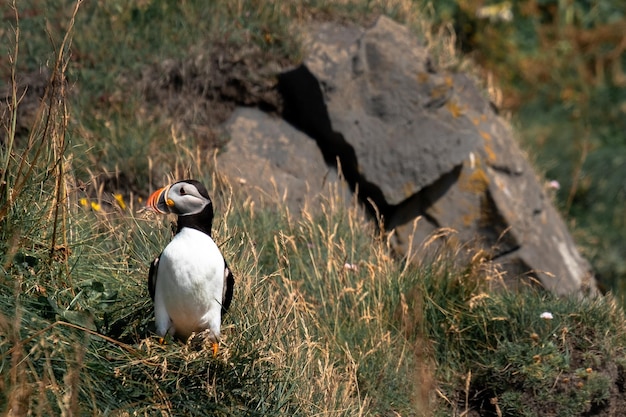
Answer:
[{"left": 147, "top": 181, "right": 212, "bottom": 216}]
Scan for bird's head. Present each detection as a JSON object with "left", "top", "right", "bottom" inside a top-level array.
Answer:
[{"left": 147, "top": 180, "right": 213, "bottom": 217}]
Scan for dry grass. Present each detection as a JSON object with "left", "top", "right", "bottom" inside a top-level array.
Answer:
[
  {"left": 0, "top": 160, "right": 435, "bottom": 415},
  {"left": 0, "top": 26, "right": 433, "bottom": 409}
]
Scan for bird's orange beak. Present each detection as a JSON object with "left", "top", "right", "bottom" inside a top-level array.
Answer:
[{"left": 146, "top": 186, "right": 171, "bottom": 214}]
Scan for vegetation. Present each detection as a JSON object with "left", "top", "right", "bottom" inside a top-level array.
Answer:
[{"left": 1, "top": 0, "right": 625, "bottom": 416}]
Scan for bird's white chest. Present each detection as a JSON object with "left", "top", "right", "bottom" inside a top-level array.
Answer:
[{"left": 156, "top": 228, "right": 225, "bottom": 331}]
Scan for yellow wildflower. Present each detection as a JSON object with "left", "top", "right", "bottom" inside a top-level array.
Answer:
[{"left": 114, "top": 193, "right": 127, "bottom": 210}]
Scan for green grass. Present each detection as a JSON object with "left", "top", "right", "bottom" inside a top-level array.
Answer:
[
  {"left": 0, "top": 155, "right": 430, "bottom": 414},
  {"left": 423, "top": 257, "right": 626, "bottom": 416},
  {"left": 1, "top": 1, "right": 626, "bottom": 416}
]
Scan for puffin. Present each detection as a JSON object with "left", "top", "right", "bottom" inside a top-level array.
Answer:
[{"left": 146, "top": 179, "right": 234, "bottom": 355}]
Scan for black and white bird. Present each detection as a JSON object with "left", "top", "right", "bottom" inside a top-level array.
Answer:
[{"left": 146, "top": 179, "right": 234, "bottom": 354}]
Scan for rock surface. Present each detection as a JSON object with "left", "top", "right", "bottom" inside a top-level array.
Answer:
[
  {"left": 304, "top": 18, "right": 479, "bottom": 206},
  {"left": 218, "top": 107, "right": 347, "bottom": 216},
  {"left": 218, "top": 16, "right": 597, "bottom": 296}
]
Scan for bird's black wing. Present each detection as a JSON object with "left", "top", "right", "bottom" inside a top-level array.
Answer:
[
  {"left": 222, "top": 259, "right": 235, "bottom": 315},
  {"left": 148, "top": 255, "right": 160, "bottom": 301}
]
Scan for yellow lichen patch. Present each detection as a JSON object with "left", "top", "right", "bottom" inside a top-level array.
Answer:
[
  {"left": 456, "top": 163, "right": 491, "bottom": 227},
  {"left": 417, "top": 72, "right": 429, "bottom": 84},
  {"left": 462, "top": 211, "right": 480, "bottom": 227},
  {"left": 430, "top": 84, "right": 450, "bottom": 100},
  {"left": 403, "top": 181, "right": 416, "bottom": 198},
  {"left": 459, "top": 161, "right": 489, "bottom": 194},
  {"left": 484, "top": 144, "right": 497, "bottom": 164},
  {"left": 479, "top": 130, "right": 497, "bottom": 164},
  {"left": 446, "top": 100, "right": 463, "bottom": 118},
  {"left": 472, "top": 117, "right": 480, "bottom": 126},
  {"left": 444, "top": 75, "right": 454, "bottom": 87}
]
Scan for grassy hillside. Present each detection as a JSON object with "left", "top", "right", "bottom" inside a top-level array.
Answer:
[{"left": 1, "top": 1, "right": 626, "bottom": 416}]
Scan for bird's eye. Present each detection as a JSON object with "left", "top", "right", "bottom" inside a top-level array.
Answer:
[{"left": 179, "top": 187, "right": 186, "bottom": 195}]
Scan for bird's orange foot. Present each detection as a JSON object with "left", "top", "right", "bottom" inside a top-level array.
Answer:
[{"left": 212, "top": 342, "right": 219, "bottom": 357}]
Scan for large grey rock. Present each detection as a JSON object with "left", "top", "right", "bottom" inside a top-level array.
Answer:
[
  {"left": 215, "top": 16, "right": 596, "bottom": 296},
  {"left": 285, "top": 16, "right": 596, "bottom": 295}
]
